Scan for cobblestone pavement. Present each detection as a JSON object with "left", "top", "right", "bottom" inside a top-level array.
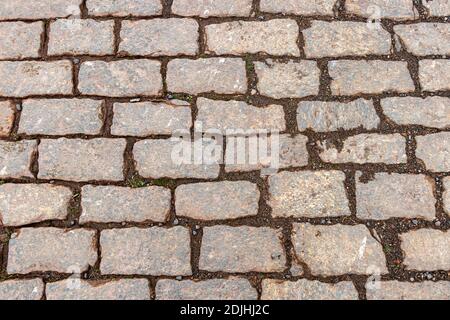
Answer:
[{"left": 0, "top": 0, "right": 449, "bottom": 300}]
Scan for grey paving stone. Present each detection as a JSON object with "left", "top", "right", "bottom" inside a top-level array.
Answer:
[
  {"left": 19, "top": 99, "right": 103, "bottom": 135},
  {"left": 255, "top": 60, "right": 320, "bottom": 99},
  {"left": 260, "top": 0, "right": 338, "bottom": 15},
  {"left": 80, "top": 185, "right": 171, "bottom": 223},
  {"left": 416, "top": 133, "right": 450, "bottom": 172},
  {"left": 0, "top": 140, "right": 36, "bottom": 179},
  {"left": 419, "top": 59, "right": 450, "bottom": 92},
  {"left": 394, "top": 23, "right": 450, "bottom": 56},
  {"left": 366, "top": 281, "right": 450, "bottom": 300},
  {"left": 120, "top": 19, "right": 199, "bottom": 56},
  {"left": 0, "top": 22, "right": 43, "bottom": 59},
  {"left": 38, "top": 138, "right": 126, "bottom": 181},
  {"left": 86, "top": 0, "right": 162, "bottom": 16},
  {"left": 7, "top": 227, "right": 97, "bottom": 274},
  {"left": 345, "top": 0, "right": 417, "bottom": 19},
  {"left": 0, "top": 101, "right": 14, "bottom": 137},
  {"left": 0, "top": 279, "right": 44, "bottom": 300},
  {"left": 292, "top": 223, "right": 388, "bottom": 276},
  {"left": 0, "top": 0, "right": 82, "bottom": 20},
  {"left": 172, "top": 0, "right": 253, "bottom": 17},
  {"left": 100, "top": 227, "right": 192, "bottom": 276},
  {"left": 199, "top": 226, "right": 286, "bottom": 273},
  {"left": 444, "top": 178, "right": 450, "bottom": 215},
  {"left": 424, "top": 0, "right": 450, "bottom": 16}
]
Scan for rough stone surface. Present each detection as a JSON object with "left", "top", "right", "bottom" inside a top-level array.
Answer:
[
  {"left": 0, "top": 22, "right": 43, "bottom": 59},
  {"left": 318, "top": 133, "right": 407, "bottom": 164},
  {"left": 167, "top": 58, "right": 247, "bottom": 94},
  {"left": 0, "top": 183, "right": 72, "bottom": 226},
  {"left": 419, "top": 59, "right": 450, "bottom": 92},
  {"left": 444, "top": 178, "right": 450, "bottom": 215},
  {"left": 38, "top": 138, "right": 126, "bottom": 181},
  {"left": 19, "top": 99, "right": 103, "bottom": 135},
  {"left": 199, "top": 226, "right": 286, "bottom": 273},
  {"left": 261, "top": 279, "right": 358, "bottom": 300},
  {"left": 425, "top": 0, "right": 450, "bottom": 16},
  {"left": 297, "top": 99, "right": 379, "bottom": 132},
  {"left": 394, "top": 23, "right": 450, "bottom": 56},
  {"left": 416, "top": 133, "right": 450, "bottom": 172},
  {"left": 345, "top": 0, "right": 416, "bottom": 19},
  {"left": 356, "top": 173, "right": 436, "bottom": 220},
  {"left": 255, "top": 60, "right": 320, "bottom": 99},
  {"left": 100, "top": 227, "right": 192, "bottom": 275},
  {"left": 120, "top": 19, "right": 199, "bottom": 56},
  {"left": 329, "top": 60, "right": 414, "bottom": 95},
  {"left": 366, "top": 281, "right": 450, "bottom": 300},
  {"left": 0, "top": 140, "right": 36, "bottom": 179},
  {"left": 0, "top": 101, "right": 14, "bottom": 137},
  {"left": 156, "top": 278, "right": 257, "bottom": 300},
  {"left": 0, "top": 0, "right": 82, "bottom": 20},
  {"left": 87, "top": 0, "right": 162, "bottom": 16},
  {"left": 7, "top": 227, "right": 97, "bottom": 274},
  {"left": 0, "top": 279, "right": 44, "bottom": 300},
  {"left": 205, "top": 20, "right": 300, "bottom": 56},
  {"left": 172, "top": 0, "right": 253, "bottom": 17},
  {"left": 260, "top": 0, "right": 337, "bottom": 15},
  {"left": 293, "top": 224, "right": 388, "bottom": 276},
  {"left": 268, "top": 171, "right": 350, "bottom": 218}
]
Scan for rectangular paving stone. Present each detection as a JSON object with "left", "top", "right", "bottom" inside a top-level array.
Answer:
[
  {"left": 329, "top": 60, "right": 415, "bottom": 95},
  {"left": 80, "top": 185, "right": 171, "bottom": 223},
  {"left": 419, "top": 59, "right": 450, "bottom": 92},
  {"left": 297, "top": 99, "right": 379, "bottom": 132},
  {"left": 0, "top": 22, "right": 43, "bottom": 59},
  {"left": 100, "top": 227, "right": 192, "bottom": 276},
  {"left": 401, "top": 229, "right": 450, "bottom": 271},
  {"left": 0, "top": 183, "right": 72, "bottom": 226},
  {"left": 172, "top": 0, "right": 253, "bottom": 17},
  {"left": 0, "top": 279, "right": 44, "bottom": 300},
  {"left": 205, "top": 20, "right": 300, "bottom": 56},
  {"left": 78, "top": 60, "right": 162, "bottom": 97},
  {"left": 381, "top": 96, "right": 450, "bottom": 129},
  {"left": 38, "top": 138, "right": 126, "bottom": 181},
  {"left": 304, "top": 21, "right": 391, "bottom": 58},
  {"left": 87, "top": 0, "right": 162, "bottom": 16},
  {"left": 167, "top": 58, "right": 247, "bottom": 95},
  {"left": 111, "top": 100, "right": 192, "bottom": 136},
  {"left": 0, "top": 140, "right": 36, "bottom": 179},
  {"left": 425, "top": 0, "right": 450, "bottom": 16},
  {"left": 0, "top": 61, "right": 73, "bottom": 97},
  {"left": 268, "top": 171, "right": 350, "bottom": 218},
  {"left": 46, "top": 279, "right": 150, "bottom": 300},
  {"left": 48, "top": 19, "right": 114, "bottom": 56},
  {"left": 366, "top": 281, "right": 450, "bottom": 300},
  {"left": 292, "top": 223, "right": 388, "bottom": 276},
  {"left": 19, "top": 99, "right": 103, "bottom": 135},
  {"left": 134, "top": 138, "right": 221, "bottom": 179},
  {"left": 0, "top": 101, "right": 14, "bottom": 136},
  {"left": 416, "top": 132, "right": 450, "bottom": 172},
  {"left": 7, "top": 227, "right": 97, "bottom": 274},
  {"left": 261, "top": 279, "right": 358, "bottom": 300},
  {"left": 444, "top": 178, "right": 450, "bottom": 215},
  {"left": 260, "top": 0, "right": 337, "bottom": 15},
  {"left": 255, "top": 60, "right": 320, "bottom": 99},
  {"left": 120, "top": 19, "right": 199, "bottom": 56},
  {"left": 175, "top": 181, "right": 259, "bottom": 220},
  {"left": 356, "top": 173, "right": 436, "bottom": 220},
  {"left": 319, "top": 133, "right": 407, "bottom": 164},
  {"left": 156, "top": 278, "right": 257, "bottom": 300},
  {"left": 345, "top": 0, "right": 416, "bottom": 19},
  {"left": 394, "top": 23, "right": 450, "bottom": 56},
  {"left": 0, "top": 0, "right": 82, "bottom": 20},
  {"left": 200, "top": 226, "right": 286, "bottom": 273}
]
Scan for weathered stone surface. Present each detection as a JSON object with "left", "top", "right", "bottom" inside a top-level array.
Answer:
[
  {"left": 172, "top": 0, "right": 253, "bottom": 17},
  {"left": 199, "top": 226, "right": 286, "bottom": 273},
  {"left": 419, "top": 59, "right": 450, "bottom": 92},
  {"left": 80, "top": 185, "right": 171, "bottom": 223},
  {"left": 167, "top": 58, "right": 247, "bottom": 94},
  {"left": 156, "top": 278, "right": 257, "bottom": 300},
  {"left": 381, "top": 97, "right": 450, "bottom": 129},
  {"left": 100, "top": 227, "right": 192, "bottom": 275},
  {"left": 46, "top": 279, "right": 150, "bottom": 300},
  {"left": 297, "top": 99, "right": 379, "bottom": 132},
  {"left": 0, "top": 140, "right": 36, "bottom": 179},
  {"left": 416, "top": 133, "right": 450, "bottom": 172},
  {"left": 425, "top": 0, "right": 450, "bottom": 16},
  {"left": 0, "top": 0, "right": 82, "bottom": 20},
  {"left": 329, "top": 60, "right": 414, "bottom": 95},
  {"left": 0, "top": 184, "right": 72, "bottom": 226},
  {"left": 48, "top": 19, "right": 114, "bottom": 55},
  {"left": 269, "top": 171, "right": 350, "bottom": 218},
  {"left": 366, "top": 281, "right": 450, "bottom": 300},
  {"left": 0, "top": 279, "right": 44, "bottom": 300},
  {"left": 205, "top": 20, "right": 300, "bottom": 56},
  {"left": 19, "top": 99, "right": 103, "bottom": 135},
  {"left": 261, "top": 279, "right": 358, "bottom": 300},
  {"left": 293, "top": 224, "right": 388, "bottom": 276},
  {"left": 120, "top": 19, "right": 199, "bottom": 56},
  {"left": 356, "top": 173, "right": 435, "bottom": 220},
  {"left": 0, "top": 101, "right": 14, "bottom": 137},
  {"left": 111, "top": 101, "right": 192, "bottom": 136},
  {"left": 304, "top": 21, "right": 391, "bottom": 58},
  {"left": 345, "top": 0, "right": 416, "bottom": 19},
  {"left": 260, "top": 0, "right": 337, "bottom": 15},
  {"left": 444, "top": 178, "right": 450, "bottom": 215},
  {"left": 176, "top": 181, "right": 259, "bottom": 220},
  {"left": 255, "top": 60, "right": 320, "bottom": 99},
  {"left": 78, "top": 60, "right": 162, "bottom": 97},
  {"left": 401, "top": 229, "right": 450, "bottom": 271},
  {"left": 0, "top": 61, "right": 73, "bottom": 97},
  {"left": 0, "top": 22, "right": 42, "bottom": 59},
  {"left": 38, "top": 138, "right": 126, "bottom": 181},
  {"left": 7, "top": 228, "right": 97, "bottom": 274},
  {"left": 87, "top": 0, "right": 162, "bottom": 16},
  {"left": 394, "top": 23, "right": 450, "bottom": 56},
  {"left": 134, "top": 139, "right": 221, "bottom": 179},
  {"left": 319, "top": 133, "right": 407, "bottom": 164}
]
